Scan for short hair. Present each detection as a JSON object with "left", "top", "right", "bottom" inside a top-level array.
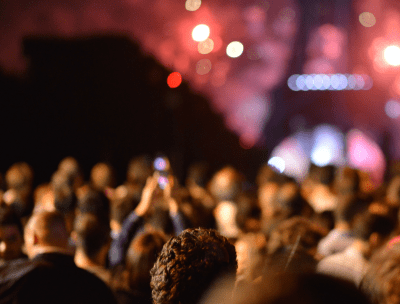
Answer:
[
  {"left": 126, "top": 230, "right": 167, "bottom": 292},
  {"left": 127, "top": 155, "right": 153, "bottom": 186},
  {"left": 353, "top": 210, "right": 395, "bottom": 241},
  {"left": 90, "top": 162, "right": 116, "bottom": 191},
  {"left": 334, "top": 167, "right": 360, "bottom": 195},
  {"left": 77, "top": 189, "right": 110, "bottom": 224},
  {"left": 267, "top": 216, "right": 327, "bottom": 258},
  {"left": 208, "top": 166, "right": 243, "bottom": 202},
  {"left": 74, "top": 213, "right": 111, "bottom": 260},
  {"left": 150, "top": 228, "right": 237, "bottom": 304},
  {"left": 0, "top": 205, "right": 23, "bottom": 234},
  {"left": 334, "top": 194, "right": 369, "bottom": 224},
  {"left": 361, "top": 244, "right": 400, "bottom": 304},
  {"left": 5, "top": 162, "right": 33, "bottom": 190},
  {"left": 186, "top": 162, "right": 212, "bottom": 188},
  {"left": 233, "top": 273, "right": 371, "bottom": 304},
  {"left": 26, "top": 210, "right": 69, "bottom": 247},
  {"left": 110, "top": 186, "right": 139, "bottom": 225}
]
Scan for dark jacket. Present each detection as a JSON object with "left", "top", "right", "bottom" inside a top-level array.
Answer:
[{"left": 0, "top": 252, "right": 117, "bottom": 304}]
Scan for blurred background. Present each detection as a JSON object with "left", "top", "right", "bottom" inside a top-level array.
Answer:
[{"left": 1, "top": 0, "right": 400, "bottom": 187}]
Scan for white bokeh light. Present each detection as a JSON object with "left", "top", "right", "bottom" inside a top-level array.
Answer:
[
  {"left": 268, "top": 157, "right": 285, "bottom": 173},
  {"left": 385, "top": 100, "right": 400, "bottom": 118},
  {"left": 192, "top": 24, "right": 210, "bottom": 42},
  {"left": 226, "top": 41, "right": 244, "bottom": 58},
  {"left": 384, "top": 46, "right": 400, "bottom": 67}
]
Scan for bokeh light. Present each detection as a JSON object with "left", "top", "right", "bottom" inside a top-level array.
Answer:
[
  {"left": 384, "top": 45, "right": 400, "bottom": 66},
  {"left": 192, "top": 24, "right": 210, "bottom": 42},
  {"left": 359, "top": 12, "right": 376, "bottom": 27},
  {"left": 167, "top": 72, "right": 182, "bottom": 88},
  {"left": 279, "top": 7, "right": 296, "bottom": 22},
  {"left": 198, "top": 38, "right": 214, "bottom": 54},
  {"left": 226, "top": 41, "right": 244, "bottom": 58},
  {"left": 268, "top": 157, "right": 285, "bottom": 173},
  {"left": 288, "top": 74, "right": 371, "bottom": 91},
  {"left": 196, "top": 59, "right": 212, "bottom": 75},
  {"left": 385, "top": 100, "right": 400, "bottom": 118},
  {"left": 185, "top": 0, "right": 201, "bottom": 12}
]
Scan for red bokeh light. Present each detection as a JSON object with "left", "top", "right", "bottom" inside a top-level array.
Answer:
[{"left": 167, "top": 72, "right": 182, "bottom": 88}]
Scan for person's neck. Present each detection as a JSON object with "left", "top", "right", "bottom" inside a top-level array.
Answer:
[
  {"left": 74, "top": 248, "right": 104, "bottom": 269},
  {"left": 334, "top": 221, "right": 351, "bottom": 232},
  {"left": 32, "top": 245, "right": 73, "bottom": 258},
  {"left": 351, "top": 239, "right": 370, "bottom": 258}
]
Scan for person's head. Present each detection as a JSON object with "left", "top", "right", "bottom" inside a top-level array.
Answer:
[
  {"left": 334, "top": 167, "right": 361, "bottom": 195},
  {"left": 5, "top": 162, "right": 33, "bottom": 191},
  {"left": 24, "top": 210, "right": 69, "bottom": 259},
  {"left": 386, "top": 176, "right": 400, "bottom": 208},
  {"left": 126, "top": 230, "right": 167, "bottom": 292},
  {"left": 90, "top": 162, "right": 116, "bottom": 192},
  {"left": 58, "top": 156, "right": 84, "bottom": 190},
  {"left": 186, "top": 162, "right": 212, "bottom": 189},
  {"left": 150, "top": 228, "right": 237, "bottom": 304},
  {"left": 352, "top": 208, "right": 395, "bottom": 253},
  {"left": 208, "top": 166, "right": 243, "bottom": 202},
  {"left": 76, "top": 189, "right": 110, "bottom": 225},
  {"left": 73, "top": 213, "right": 111, "bottom": 263},
  {"left": 361, "top": 244, "right": 400, "bottom": 304},
  {"left": 127, "top": 155, "right": 153, "bottom": 187},
  {"left": 235, "top": 191, "right": 262, "bottom": 233},
  {"left": 267, "top": 216, "right": 327, "bottom": 260},
  {"left": 334, "top": 194, "right": 369, "bottom": 226},
  {"left": 109, "top": 185, "right": 139, "bottom": 233},
  {"left": 232, "top": 273, "right": 371, "bottom": 304},
  {"left": 0, "top": 205, "right": 24, "bottom": 261}
]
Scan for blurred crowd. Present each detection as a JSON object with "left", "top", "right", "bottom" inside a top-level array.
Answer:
[{"left": 1, "top": 155, "right": 400, "bottom": 304}]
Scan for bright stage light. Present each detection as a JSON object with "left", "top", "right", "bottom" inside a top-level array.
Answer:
[
  {"left": 268, "top": 157, "right": 285, "bottom": 173},
  {"left": 192, "top": 24, "right": 210, "bottom": 42},
  {"left": 384, "top": 46, "right": 400, "bottom": 67},
  {"left": 287, "top": 74, "right": 372, "bottom": 91},
  {"left": 226, "top": 41, "right": 244, "bottom": 58}
]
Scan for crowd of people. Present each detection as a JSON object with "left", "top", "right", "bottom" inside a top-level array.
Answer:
[{"left": 0, "top": 155, "right": 400, "bottom": 304}]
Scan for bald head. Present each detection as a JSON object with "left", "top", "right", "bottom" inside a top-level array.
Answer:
[{"left": 24, "top": 211, "right": 69, "bottom": 258}]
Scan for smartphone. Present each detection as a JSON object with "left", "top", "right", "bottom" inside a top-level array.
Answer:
[{"left": 153, "top": 156, "right": 170, "bottom": 189}]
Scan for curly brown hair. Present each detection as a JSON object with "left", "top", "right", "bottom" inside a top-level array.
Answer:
[{"left": 150, "top": 228, "right": 237, "bottom": 304}]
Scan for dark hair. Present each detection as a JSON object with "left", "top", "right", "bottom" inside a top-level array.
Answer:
[
  {"left": 353, "top": 210, "right": 395, "bottom": 241},
  {"left": 186, "top": 162, "right": 212, "bottom": 189},
  {"left": 150, "top": 228, "right": 237, "bottom": 304},
  {"left": 334, "top": 194, "right": 369, "bottom": 224},
  {"left": 77, "top": 189, "right": 110, "bottom": 224},
  {"left": 334, "top": 167, "right": 360, "bottom": 195},
  {"left": 361, "top": 244, "right": 400, "bottom": 304},
  {"left": 233, "top": 273, "right": 371, "bottom": 304},
  {"left": 267, "top": 216, "right": 327, "bottom": 258},
  {"left": 74, "top": 213, "right": 111, "bottom": 260},
  {"left": 126, "top": 230, "right": 167, "bottom": 292},
  {"left": 235, "top": 191, "right": 261, "bottom": 233},
  {"left": 0, "top": 205, "right": 23, "bottom": 234},
  {"left": 110, "top": 188, "right": 140, "bottom": 225}
]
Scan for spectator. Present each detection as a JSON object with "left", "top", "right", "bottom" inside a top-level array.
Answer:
[
  {"left": 90, "top": 162, "right": 117, "bottom": 193},
  {"left": 0, "top": 210, "right": 117, "bottom": 304},
  {"left": 150, "top": 227, "right": 237, "bottom": 304},
  {"left": 209, "top": 166, "right": 244, "bottom": 240},
  {"left": 72, "top": 213, "right": 112, "bottom": 285},
  {"left": 113, "top": 230, "right": 167, "bottom": 304},
  {"left": 108, "top": 174, "right": 185, "bottom": 267},
  {"left": 361, "top": 243, "right": 400, "bottom": 304},
  {"left": 317, "top": 207, "right": 395, "bottom": 286},
  {"left": 317, "top": 194, "right": 368, "bottom": 257},
  {"left": 0, "top": 205, "right": 26, "bottom": 265}
]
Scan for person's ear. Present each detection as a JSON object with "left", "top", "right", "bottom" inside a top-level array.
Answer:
[{"left": 33, "top": 232, "right": 40, "bottom": 245}]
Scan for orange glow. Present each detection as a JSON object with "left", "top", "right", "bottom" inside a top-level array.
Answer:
[
  {"left": 192, "top": 24, "right": 210, "bottom": 42},
  {"left": 185, "top": 0, "right": 201, "bottom": 12},
  {"left": 359, "top": 12, "right": 376, "bottom": 27},
  {"left": 198, "top": 38, "right": 214, "bottom": 54},
  {"left": 384, "top": 45, "right": 400, "bottom": 66},
  {"left": 167, "top": 72, "right": 182, "bottom": 88}
]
